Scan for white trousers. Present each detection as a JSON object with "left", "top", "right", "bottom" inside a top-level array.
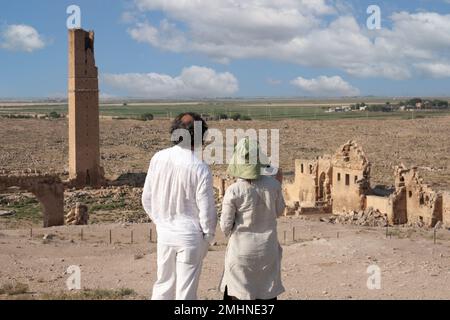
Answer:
[{"left": 152, "top": 241, "right": 209, "bottom": 300}]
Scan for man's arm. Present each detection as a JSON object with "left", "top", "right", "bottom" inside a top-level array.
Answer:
[
  {"left": 196, "top": 167, "right": 217, "bottom": 244},
  {"left": 142, "top": 159, "right": 154, "bottom": 220}
]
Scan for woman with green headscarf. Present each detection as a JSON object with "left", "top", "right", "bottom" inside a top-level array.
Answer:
[{"left": 219, "top": 138, "right": 286, "bottom": 300}]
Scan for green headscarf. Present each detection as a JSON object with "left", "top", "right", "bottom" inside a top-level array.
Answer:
[{"left": 227, "top": 138, "right": 269, "bottom": 180}]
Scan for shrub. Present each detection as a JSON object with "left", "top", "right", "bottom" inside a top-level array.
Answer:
[
  {"left": 41, "top": 288, "right": 136, "bottom": 300},
  {"left": 0, "top": 282, "right": 29, "bottom": 296},
  {"left": 217, "top": 114, "right": 228, "bottom": 120},
  {"left": 231, "top": 113, "right": 242, "bottom": 121},
  {"left": 139, "top": 113, "right": 154, "bottom": 121},
  {"left": 48, "top": 111, "right": 61, "bottom": 119}
]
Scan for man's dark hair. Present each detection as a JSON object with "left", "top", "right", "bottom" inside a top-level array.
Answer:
[{"left": 170, "top": 112, "right": 209, "bottom": 148}]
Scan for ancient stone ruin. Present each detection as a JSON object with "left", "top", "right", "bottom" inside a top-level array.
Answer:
[
  {"left": 444, "top": 193, "right": 450, "bottom": 227},
  {"left": 0, "top": 29, "right": 104, "bottom": 228},
  {"left": 367, "top": 165, "right": 443, "bottom": 227},
  {"left": 0, "top": 170, "right": 64, "bottom": 227},
  {"left": 284, "top": 141, "right": 450, "bottom": 228},
  {"left": 284, "top": 141, "right": 370, "bottom": 215},
  {"left": 65, "top": 202, "right": 89, "bottom": 225},
  {"left": 68, "top": 29, "right": 104, "bottom": 188}
]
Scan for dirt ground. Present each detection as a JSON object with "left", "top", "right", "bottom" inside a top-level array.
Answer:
[
  {"left": 1, "top": 116, "right": 450, "bottom": 190},
  {"left": 1, "top": 117, "right": 450, "bottom": 300},
  {"left": 1, "top": 217, "right": 449, "bottom": 300}
]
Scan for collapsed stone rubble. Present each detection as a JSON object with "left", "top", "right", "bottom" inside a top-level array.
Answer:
[{"left": 65, "top": 202, "right": 89, "bottom": 225}]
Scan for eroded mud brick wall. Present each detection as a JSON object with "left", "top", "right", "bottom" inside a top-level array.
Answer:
[
  {"left": 401, "top": 168, "right": 442, "bottom": 227},
  {"left": 284, "top": 157, "right": 332, "bottom": 207},
  {"left": 0, "top": 174, "right": 64, "bottom": 228},
  {"left": 331, "top": 141, "right": 371, "bottom": 215},
  {"left": 68, "top": 29, "right": 102, "bottom": 188},
  {"left": 285, "top": 159, "right": 318, "bottom": 205},
  {"left": 443, "top": 193, "right": 450, "bottom": 227}
]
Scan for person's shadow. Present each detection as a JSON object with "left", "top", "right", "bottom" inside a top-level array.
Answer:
[{"left": 110, "top": 173, "right": 147, "bottom": 187}]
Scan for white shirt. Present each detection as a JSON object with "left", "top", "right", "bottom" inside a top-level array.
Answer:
[{"left": 142, "top": 145, "right": 217, "bottom": 247}]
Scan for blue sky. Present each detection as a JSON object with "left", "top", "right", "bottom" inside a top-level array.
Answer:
[{"left": 0, "top": 0, "right": 450, "bottom": 98}]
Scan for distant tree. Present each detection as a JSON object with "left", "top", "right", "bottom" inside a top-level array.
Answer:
[
  {"left": 241, "top": 115, "right": 252, "bottom": 121},
  {"left": 407, "top": 98, "right": 423, "bottom": 106},
  {"left": 231, "top": 113, "right": 242, "bottom": 121},
  {"left": 48, "top": 111, "right": 61, "bottom": 119},
  {"left": 367, "top": 105, "right": 392, "bottom": 112},
  {"left": 217, "top": 114, "right": 228, "bottom": 120},
  {"left": 431, "top": 99, "right": 449, "bottom": 109}
]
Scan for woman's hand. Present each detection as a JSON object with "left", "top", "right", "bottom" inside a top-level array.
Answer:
[{"left": 275, "top": 168, "right": 283, "bottom": 184}]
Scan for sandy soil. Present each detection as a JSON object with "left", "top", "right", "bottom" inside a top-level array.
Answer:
[
  {"left": 1, "top": 117, "right": 450, "bottom": 300},
  {"left": 1, "top": 117, "right": 450, "bottom": 190},
  {"left": 1, "top": 217, "right": 449, "bottom": 300}
]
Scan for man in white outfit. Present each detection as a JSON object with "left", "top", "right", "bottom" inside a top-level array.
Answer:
[{"left": 142, "top": 113, "right": 217, "bottom": 300}]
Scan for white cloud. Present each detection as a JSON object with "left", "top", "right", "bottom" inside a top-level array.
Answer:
[
  {"left": 415, "top": 62, "right": 450, "bottom": 78},
  {"left": 102, "top": 66, "right": 239, "bottom": 98},
  {"left": 291, "top": 75, "right": 360, "bottom": 97},
  {"left": 128, "top": 19, "right": 187, "bottom": 52},
  {"left": 1, "top": 24, "right": 45, "bottom": 52},
  {"left": 125, "top": 1, "right": 450, "bottom": 80}
]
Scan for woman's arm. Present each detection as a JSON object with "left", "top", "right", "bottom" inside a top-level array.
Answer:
[
  {"left": 275, "top": 184, "right": 286, "bottom": 218},
  {"left": 220, "top": 187, "right": 237, "bottom": 237}
]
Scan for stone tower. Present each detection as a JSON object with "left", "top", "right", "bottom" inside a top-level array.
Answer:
[{"left": 68, "top": 29, "right": 103, "bottom": 188}]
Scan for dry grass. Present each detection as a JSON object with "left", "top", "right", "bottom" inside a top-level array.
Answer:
[
  {"left": 0, "top": 282, "right": 29, "bottom": 296},
  {"left": 41, "top": 288, "right": 137, "bottom": 300}
]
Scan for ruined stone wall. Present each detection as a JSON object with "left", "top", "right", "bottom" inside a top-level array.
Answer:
[
  {"left": 366, "top": 195, "right": 393, "bottom": 221},
  {"left": 331, "top": 141, "right": 371, "bottom": 215},
  {"left": 0, "top": 172, "right": 64, "bottom": 227},
  {"left": 332, "top": 167, "right": 367, "bottom": 214},
  {"left": 366, "top": 189, "right": 408, "bottom": 225},
  {"left": 443, "top": 192, "right": 450, "bottom": 228},
  {"left": 400, "top": 167, "right": 442, "bottom": 227},
  {"left": 390, "top": 188, "right": 408, "bottom": 224},
  {"left": 284, "top": 157, "right": 332, "bottom": 209},
  {"left": 68, "top": 29, "right": 103, "bottom": 188},
  {"left": 282, "top": 142, "right": 448, "bottom": 226},
  {"left": 284, "top": 159, "right": 317, "bottom": 206}
]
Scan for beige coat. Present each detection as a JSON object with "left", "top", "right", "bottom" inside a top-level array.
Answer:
[{"left": 219, "top": 176, "right": 286, "bottom": 300}]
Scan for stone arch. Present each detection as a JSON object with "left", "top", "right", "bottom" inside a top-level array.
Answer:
[{"left": 0, "top": 173, "right": 64, "bottom": 228}]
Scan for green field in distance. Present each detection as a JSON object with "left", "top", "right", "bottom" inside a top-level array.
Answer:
[{"left": 1, "top": 101, "right": 450, "bottom": 121}]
